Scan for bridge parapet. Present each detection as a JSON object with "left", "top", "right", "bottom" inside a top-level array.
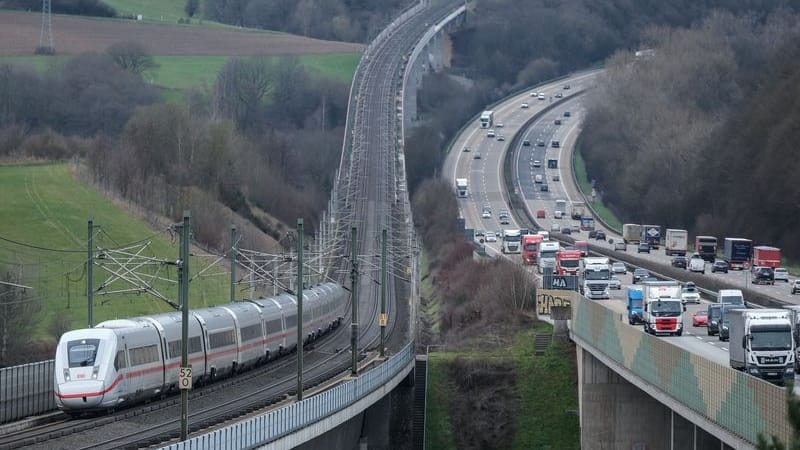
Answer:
[{"left": 571, "top": 296, "right": 791, "bottom": 446}]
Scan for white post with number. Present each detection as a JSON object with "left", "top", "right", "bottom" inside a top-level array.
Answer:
[{"left": 179, "top": 366, "right": 193, "bottom": 390}]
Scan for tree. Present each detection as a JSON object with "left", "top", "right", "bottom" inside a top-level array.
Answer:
[
  {"left": 0, "top": 266, "right": 41, "bottom": 366},
  {"left": 106, "top": 42, "right": 158, "bottom": 77},
  {"left": 184, "top": 0, "right": 199, "bottom": 18}
]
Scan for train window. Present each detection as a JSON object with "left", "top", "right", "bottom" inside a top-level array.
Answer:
[
  {"left": 209, "top": 329, "right": 236, "bottom": 349},
  {"left": 168, "top": 337, "right": 204, "bottom": 358},
  {"left": 67, "top": 339, "right": 100, "bottom": 368},
  {"left": 114, "top": 350, "right": 127, "bottom": 370},
  {"left": 129, "top": 345, "right": 159, "bottom": 366},
  {"left": 266, "top": 319, "right": 282, "bottom": 334},
  {"left": 285, "top": 314, "right": 297, "bottom": 329},
  {"left": 240, "top": 324, "right": 263, "bottom": 342}
]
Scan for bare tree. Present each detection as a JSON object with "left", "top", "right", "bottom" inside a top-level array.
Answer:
[{"left": 106, "top": 42, "right": 158, "bottom": 77}]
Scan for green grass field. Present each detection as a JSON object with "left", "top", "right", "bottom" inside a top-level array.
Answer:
[
  {"left": 0, "top": 162, "right": 231, "bottom": 340},
  {"left": 573, "top": 149, "right": 623, "bottom": 233},
  {"left": 0, "top": 53, "right": 360, "bottom": 93},
  {"left": 101, "top": 0, "right": 191, "bottom": 23}
]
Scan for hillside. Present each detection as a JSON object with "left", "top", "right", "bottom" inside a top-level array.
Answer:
[{"left": 0, "top": 10, "right": 363, "bottom": 56}]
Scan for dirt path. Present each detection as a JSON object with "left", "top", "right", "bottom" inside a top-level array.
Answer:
[{"left": 0, "top": 10, "right": 364, "bottom": 56}]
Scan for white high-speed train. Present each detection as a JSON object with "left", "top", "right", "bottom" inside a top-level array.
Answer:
[{"left": 54, "top": 283, "right": 346, "bottom": 413}]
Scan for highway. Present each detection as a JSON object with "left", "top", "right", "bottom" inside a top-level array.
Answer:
[{"left": 444, "top": 70, "right": 800, "bottom": 374}]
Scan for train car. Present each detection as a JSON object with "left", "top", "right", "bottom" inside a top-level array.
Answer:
[{"left": 54, "top": 282, "right": 347, "bottom": 414}]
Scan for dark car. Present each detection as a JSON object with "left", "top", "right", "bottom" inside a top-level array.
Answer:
[
  {"left": 706, "top": 304, "right": 723, "bottom": 336},
  {"left": 540, "top": 184, "right": 549, "bottom": 192},
  {"left": 719, "top": 305, "right": 748, "bottom": 341},
  {"left": 564, "top": 111, "right": 572, "bottom": 117},
  {"left": 561, "top": 227, "right": 572, "bottom": 235},
  {"left": 522, "top": 139, "right": 531, "bottom": 146},
  {"left": 588, "top": 230, "right": 598, "bottom": 239},
  {"left": 752, "top": 266, "right": 775, "bottom": 285},
  {"left": 637, "top": 243, "right": 650, "bottom": 253},
  {"left": 671, "top": 256, "right": 688, "bottom": 269},
  {"left": 711, "top": 260, "right": 729, "bottom": 273},
  {"left": 594, "top": 230, "right": 606, "bottom": 241},
  {"left": 632, "top": 268, "right": 650, "bottom": 284}
]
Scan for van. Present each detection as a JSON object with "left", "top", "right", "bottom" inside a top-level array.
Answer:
[
  {"left": 707, "top": 304, "right": 723, "bottom": 336},
  {"left": 718, "top": 289, "right": 745, "bottom": 306}
]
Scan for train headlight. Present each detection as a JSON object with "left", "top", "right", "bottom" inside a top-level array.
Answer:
[
  {"left": 63, "top": 369, "right": 70, "bottom": 381},
  {"left": 92, "top": 365, "right": 99, "bottom": 379}
]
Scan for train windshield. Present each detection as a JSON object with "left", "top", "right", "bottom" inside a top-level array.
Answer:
[{"left": 68, "top": 339, "right": 101, "bottom": 368}]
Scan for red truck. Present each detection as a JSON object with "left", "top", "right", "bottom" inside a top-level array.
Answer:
[
  {"left": 753, "top": 246, "right": 781, "bottom": 268},
  {"left": 522, "top": 234, "right": 543, "bottom": 265},
  {"left": 556, "top": 249, "right": 582, "bottom": 275}
]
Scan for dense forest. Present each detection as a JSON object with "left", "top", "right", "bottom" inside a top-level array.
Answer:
[{"left": 581, "top": 11, "right": 800, "bottom": 258}]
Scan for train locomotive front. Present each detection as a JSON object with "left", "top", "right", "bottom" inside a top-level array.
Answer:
[{"left": 54, "top": 328, "right": 124, "bottom": 411}]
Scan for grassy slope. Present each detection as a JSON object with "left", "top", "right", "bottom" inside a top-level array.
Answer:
[
  {"left": 425, "top": 326, "right": 580, "bottom": 449},
  {"left": 573, "top": 149, "right": 623, "bottom": 232},
  {"left": 0, "top": 163, "right": 230, "bottom": 339}
]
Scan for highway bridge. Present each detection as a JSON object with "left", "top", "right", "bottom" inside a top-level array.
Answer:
[{"left": 445, "top": 72, "right": 794, "bottom": 449}]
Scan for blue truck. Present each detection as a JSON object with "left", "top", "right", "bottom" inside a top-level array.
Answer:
[
  {"left": 627, "top": 287, "right": 644, "bottom": 325},
  {"left": 641, "top": 224, "right": 661, "bottom": 249}
]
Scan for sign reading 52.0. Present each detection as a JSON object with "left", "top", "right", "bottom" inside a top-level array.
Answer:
[{"left": 179, "top": 366, "right": 192, "bottom": 390}]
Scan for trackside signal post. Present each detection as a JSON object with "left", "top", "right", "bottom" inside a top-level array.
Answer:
[
  {"left": 351, "top": 226, "right": 359, "bottom": 376},
  {"left": 296, "top": 219, "right": 304, "bottom": 400},
  {"left": 177, "top": 211, "right": 191, "bottom": 441},
  {"left": 380, "top": 228, "right": 387, "bottom": 357}
]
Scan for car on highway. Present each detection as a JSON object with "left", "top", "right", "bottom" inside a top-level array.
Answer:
[
  {"left": 530, "top": 91, "right": 539, "bottom": 97},
  {"left": 614, "top": 242, "right": 626, "bottom": 251},
  {"left": 774, "top": 267, "right": 789, "bottom": 282},
  {"left": 537, "top": 93, "right": 545, "bottom": 100},
  {"left": 612, "top": 262, "right": 626, "bottom": 274},
  {"left": 671, "top": 256, "right": 688, "bottom": 269},
  {"left": 681, "top": 282, "right": 701, "bottom": 304},
  {"left": 487, "top": 129, "right": 496, "bottom": 138},
  {"left": 552, "top": 174, "right": 560, "bottom": 181},
  {"left": 462, "top": 147, "right": 470, "bottom": 152},
  {"left": 473, "top": 152, "right": 482, "bottom": 160},
  {"left": 522, "top": 139, "right": 531, "bottom": 146},
  {"left": 534, "top": 174, "right": 543, "bottom": 183},
  {"left": 608, "top": 276, "right": 621, "bottom": 290},
  {"left": 688, "top": 254, "right": 705, "bottom": 273},
  {"left": 632, "top": 268, "right": 650, "bottom": 284},
  {"left": 537, "top": 140, "right": 545, "bottom": 147},
  {"left": 540, "top": 184, "right": 549, "bottom": 192},
  {"left": 554, "top": 119, "right": 562, "bottom": 125},
  {"left": 533, "top": 160, "right": 541, "bottom": 167},
  {"left": 792, "top": 280, "right": 800, "bottom": 294},
  {"left": 550, "top": 223, "right": 560, "bottom": 232},
  {"left": 707, "top": 304, "right": 723, "bottom": 335},
  {"left": 637, "top": 242, "right": 650, "bottom": 253},
  {"left": 594, "top": 230, "right": 606, "bottom": 241},
  {"left": 561, "top": 227, "right": 572, "bottom": 235},
  {"left": 563, "top": 84, "right": 570, "bottom": 90},
  {"left": 495, "top": 122, "right": 504, "bottom": 128},
  {"left": 752, "top": 266, "right": 775, "bottom": 285},
  {"left": 554, "top": 210, "right": 564, "bottom": 219},
  {"left": 475, "top": 230, "right": 485, "bottom": 237},
  {"left": 481, "top": 209, "right": 491, "bottom": 219},
  {"left": 521, "top": 102, "right": 529, "bottom": 109},
  {"left": 551, "top": 140, "right": 560, "bottom": 148},
  {"left": 485, "top": 231, "right": 497, "bottom": 242},
  {"left": 692, "top": 310, "right": 709, "bottom": 327},
  {"left": 711, "top": 260, "right": 729, "bottom": 273},
  {"left": 563, "top": 111, "right": 571, "bottom": 117},
  {"left": 555, "top": 92, "right": 563, "bottom": 98},
  {"left": 536, "top": 210, "right": 546, "bottom": 218},
  {"left": 497, "top": 135, "right": 505, "bottom": 141}
]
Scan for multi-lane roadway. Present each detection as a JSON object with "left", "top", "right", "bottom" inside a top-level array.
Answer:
[{"left": 444, "top": 71, "right": 800, "bottom": 371}]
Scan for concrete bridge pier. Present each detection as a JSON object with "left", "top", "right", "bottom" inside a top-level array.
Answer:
[{"left": 578, "top": 347, "right": 731, "bottom": 450}]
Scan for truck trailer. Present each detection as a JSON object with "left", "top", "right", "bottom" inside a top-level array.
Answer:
[
  {"left": 728, "top": 309, "right": 794, "bottom": 385},
  {"left": 664, "top": 229, "right": 688, "bottom": 256},
  {"left": 641, "top": 224, "right": 662, "bottom": 249},
  {"left": 627, "top": 287, "right": 644, "bottom": 325},
  {"left": 455, "top": 178, "right": 468, "bottom": 197},
  {"left": 641, "top": 281, "right": 684, "bottom": 336},
  {"left": 622, "top": 224, "right": 642, "bottom": 245},
  {"left": 723, "top": 237, "right": 753, "bottom": 270},
  {"left": 753, "top": 246, "right": 781, "bottom": 268},
  {"left": 580, "top": 257, "right": 610, "bottom": 300},
  {"left": 571, "top": 201, "right": 586, "bottom": 220}
]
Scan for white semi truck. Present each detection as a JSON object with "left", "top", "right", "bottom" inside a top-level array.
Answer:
[
  {"left": 641, "top": 281, "right": 685, "bottom": 336},
  {"left": 622, "top": 224, "right": 643, "bottom": 245},
  {"left": 502, "top": 229, "right": 522, "bottom": 254},
  {"left": 537, "top": 241, "right": 560, "bottom": 274},
  {"left": 729, "top": 309, "right": 794, "bottom": 385},
  {"left": 664, "top": 228, "right": 688, "bottom": 256},
  {"left": 580, "top": 257, "right": 610, "bottom": 300},
  {"left": 456, "top": 178, "right": 468, "bottom": 197}
]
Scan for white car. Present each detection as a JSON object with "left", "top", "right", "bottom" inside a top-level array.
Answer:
[
  {"left": 612, "top": 262, "right": 626, "bottom": 274},
  {"left": 774, "top": 267, "right": 789, "bottom": 282},
  {"left": 530, "top": 91, "right": 539, "bottom": 97},
  {"left": 481, "top": 209, "right": 491, "bottom": 219},
  {"left": 688, "top": 254, "right": 705, "bottom": 273},
  {"left": 681, "top": 284, "right": 701, "bottom": 304},
  {"left": 554, "top": 210, "right": 564, "bottom": 219},
  {"left": 495, "top": 122, "right": 504, "bottom": 128},
  {"left": 521, "top": 102, "right": 529, "bottom": 109},
  {"left": 533, "top": 160, "right": 541, "bottom": 167},
  {"left": 550, "top": 223, "right": 560, "bottom": 232},
  {"left": 487, "top": 129, "right": 496, "bottom": 138},
  {"left": 537, "top": 93, "right": 545, "bottom": 100},
  {"left": 485, "top": 231, "right": 497, "bottom": 242},
  {"left": 608, "top": 276, "right": 621, "bottom": 290}
]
